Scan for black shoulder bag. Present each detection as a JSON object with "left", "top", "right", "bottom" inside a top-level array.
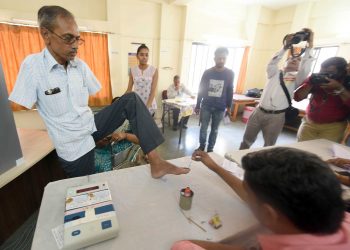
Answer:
[{"left": 279, "top": 71, "right": 299, "bottom": 123}]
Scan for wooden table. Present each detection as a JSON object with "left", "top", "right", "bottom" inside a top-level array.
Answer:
[
  {"left": 32, "top": 154, "right": 258, "bottom": 250},
  {"left": 231, "top": 94, "right": 259, "bottom": 121},
  {"left": 161, "top": 98, "right": 196, "bottom": 144},
  {"left": 0, "top": 128, "right": 65, "bottom": 244}
]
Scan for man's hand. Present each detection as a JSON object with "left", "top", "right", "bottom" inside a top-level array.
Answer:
[
  {"left": 327, "top": 158, "right": 350, "bottom": 167},
  {"left": 302, "top": 28, "right": 314, "bottom": 48},
  {"left": 111, "top": 132, "right": 127, "bottom": 142},
  {"left": 283, "top": 34, "right": 294, "bottom": 49},
  {"left": 192, "top": 150, "right": 218, "bottom": 171},
  {"left": 320, "top": 78, "right": 344, "bottom": 93},
  {"left": 195, "top": 107, "right": 200, "bottom": 115}
]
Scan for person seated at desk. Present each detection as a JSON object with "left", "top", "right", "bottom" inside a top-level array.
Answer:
[
  {"left": 167, "top": 75, "right": 195, "bottom": 131},
  {"left": 172, "top": 148, "right": 350, "bottom": 250},
  {"left": 9, "top": 5, "right": 190, "bottom": 178}
]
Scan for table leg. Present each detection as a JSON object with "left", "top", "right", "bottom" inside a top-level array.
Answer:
[
  {"left": 161, "top": 103, "right": 166, "bottom": 134},
  {"left": 231, "top": 103, "right": 239, "bottom": 121},
  {"left": 178, "top": 118, "right": 183, "bottom": 144}
]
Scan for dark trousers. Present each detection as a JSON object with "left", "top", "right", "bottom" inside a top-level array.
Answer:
[
  {"left": 59, "top": 92, "right": 164, "bottom": 178},
  {"left": 172, "top": 108, "right": 189, "bottom": 128}
]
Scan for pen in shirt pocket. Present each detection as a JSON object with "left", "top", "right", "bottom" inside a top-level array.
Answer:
[{"left": 45, "top": 87, "right": 61, "bottom": 95}]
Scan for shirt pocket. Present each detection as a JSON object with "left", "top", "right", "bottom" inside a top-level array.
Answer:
[{"left": 41, "top": 89, "right": 69, "bottom": 117}]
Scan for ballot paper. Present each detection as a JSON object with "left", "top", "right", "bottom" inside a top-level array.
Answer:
[
  {"left": 332, "top": 144, "right": 350, "bottom": 159},
  {"left": 221, "top": 159, "right": 244, "bottom": 180}
]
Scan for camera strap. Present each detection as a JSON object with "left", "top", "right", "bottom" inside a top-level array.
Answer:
[{"left": 279, "top": 71, "right": 292, "bottom": 107}]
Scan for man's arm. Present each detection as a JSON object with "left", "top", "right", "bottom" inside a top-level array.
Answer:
[
  {"left": 195, "top": 72, "right": 206, "bottom": 113},
  {"left": 294, "top": 78, "right": 313, "bottom": 101},
  {"left": 320, "top": 78, "right": 350, "bottom": 104},
  {"left": 81, "top": 61, "right": 101, "bottom": 95},
  {"left": 192, "top": 150, "right": 248, "bottom": 202},
  {"left": 183, "top": 85, "right": 195, "bottom": 97},
  {"left": 295, "top": 48, "right": 315, "bottom": 87},
  {"left": 295, "top": 29, "right": 315, "bottom": 88},
  {"left": 266, "top": 48, "right": 287, "bottom": 79},
  {"left": 8, "top": 58, "right": 37, "bottom": 109},
  {"left": 226, "top": 71, "right": 234, "bottom": 113}
]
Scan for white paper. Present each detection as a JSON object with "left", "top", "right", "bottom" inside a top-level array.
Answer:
[
  {"left": 332, "top": 144, "right": 350, "bottom": 159},
  {"left": 52, "top": 224, "right": 64, "bottom": 250},
  {"left": 222, "top": 159, "right": 244, "bottom": 180}
]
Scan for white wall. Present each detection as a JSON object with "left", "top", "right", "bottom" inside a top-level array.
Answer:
[{"left": 1, "top": 0, "right": 350, "bottom": 111}]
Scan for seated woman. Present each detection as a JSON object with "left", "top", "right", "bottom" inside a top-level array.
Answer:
[{"left": 95, "top": 120, "right": 141, "bottom": 173}]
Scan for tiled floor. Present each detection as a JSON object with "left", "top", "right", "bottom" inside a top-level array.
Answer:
[{"left": 158, "top": 114, "right": 297, "bottom": 160}]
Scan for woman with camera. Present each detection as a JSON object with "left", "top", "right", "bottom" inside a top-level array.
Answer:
[{"left": 294, "top": 58, "right": 350, "bottom": 142}]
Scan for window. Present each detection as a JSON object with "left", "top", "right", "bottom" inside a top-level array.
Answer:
[
  {"left": 311, "top": 46, "right": 339, "bottom": 73},
  {"left": 187, "top": 43, "right": 244, "bottom": 93}
]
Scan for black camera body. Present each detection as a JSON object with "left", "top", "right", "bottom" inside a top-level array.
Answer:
[
  {"left": 342, "top": 75, "right": 350, "bottom": 90},
  {"left": 291, "top": 31, "right": 310, "bottom": 44},
  {"left": 310, "top": 73, "right": 350, "bottom": 90},
  {"left": 309, "top": 73, "right": 335, "bottom": 85}
]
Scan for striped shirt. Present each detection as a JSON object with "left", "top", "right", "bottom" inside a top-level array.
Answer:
[{"left": 9, "top": 48, "right": 101, "bottom": 161}]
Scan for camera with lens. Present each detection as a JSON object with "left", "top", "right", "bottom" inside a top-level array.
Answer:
[
  {"left": 309, "top": 73, "right": 336, "bottom": 85},
  {"left": 290, "top": 30, "right": 310, "bottom": 45},
  {"left": 342, "top": 75, "right": 350, "bottom": 90}
]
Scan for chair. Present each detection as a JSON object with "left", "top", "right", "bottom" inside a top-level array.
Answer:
[{"left": 161, "top": 90, "right": 173, "bottom": 128}]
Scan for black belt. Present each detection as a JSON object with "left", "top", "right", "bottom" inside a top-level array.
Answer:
[{"left": 259, "top": 106, "right": 287, "bottom": 114}]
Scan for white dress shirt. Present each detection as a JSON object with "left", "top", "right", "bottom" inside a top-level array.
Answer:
[
  {"left": 9, "top": 48, "right": 101, "bottom": 161},
  {"left": 259, "top": 47, "right": 315, "bottom": 110},
  {"left": 167, "top": 84, "right": 193, "bottom": 99}
]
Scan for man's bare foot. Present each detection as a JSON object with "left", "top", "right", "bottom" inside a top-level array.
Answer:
[{"left": 150, "top": 159, "right": 190, "bottom": 179}]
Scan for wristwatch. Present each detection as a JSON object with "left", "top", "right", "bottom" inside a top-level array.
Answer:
[{"left": 333, "top": 87, "right": 345, "bottom": 95}]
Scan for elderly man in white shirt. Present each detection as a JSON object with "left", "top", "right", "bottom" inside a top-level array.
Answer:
[
  {"left": 167, "top": 75, "right": 195, "bottom": 130},
  {"left": 239, "top": 29, "right": 315, "bottom": 149},
  {"left": 9, "top": 6, "right": 190, "bottom": 178}
]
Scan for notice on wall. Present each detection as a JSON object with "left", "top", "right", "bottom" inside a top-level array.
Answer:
[{"left": 128, "top": 52, "right": 137, "bottom": 75}]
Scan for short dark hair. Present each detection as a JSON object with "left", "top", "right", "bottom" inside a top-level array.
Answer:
[
  {"left": 321, "top": 56, "right": 347, "bottom": 77},
  {"left": 242, "top": 147, "right": 345, "bottom": 234},
  {"left": 214, "top": 47, "right": 229, "bottom": 57},
  {"left": 38, "top": 6, "right": 74, "bottom": 30},
  {"left": 173, "top": 75, "right": 180, "bottom": 81},
  {"left": 137, "top": 44, "right": 149, "bottom": 55}
]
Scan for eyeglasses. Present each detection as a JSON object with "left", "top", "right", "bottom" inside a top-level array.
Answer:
[{"left": 48, "top": 29, "right": 85, "bottom": 45}]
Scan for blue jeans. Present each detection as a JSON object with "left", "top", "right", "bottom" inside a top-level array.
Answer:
[{"left": 199, "top": 106, "right": 225, "bottom": 151}]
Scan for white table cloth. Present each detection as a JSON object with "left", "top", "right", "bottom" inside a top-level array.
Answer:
[{"left": 32, "top": 153, "right": 257, "bottom": 250}]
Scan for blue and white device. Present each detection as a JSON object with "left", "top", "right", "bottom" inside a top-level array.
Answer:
[{"left": 63, "top": 182, "right": 119, "bottom": 250}]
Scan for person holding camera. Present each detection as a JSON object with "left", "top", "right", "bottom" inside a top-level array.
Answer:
[
  {"left": 239, "top": 28, "right": 315, "bottom": 150},
  {"left": 294, "top": 57, "right": 350, "bottom": 142}
]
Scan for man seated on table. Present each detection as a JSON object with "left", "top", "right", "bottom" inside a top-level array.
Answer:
[
  {"left": 167, "top": 75, "right": 195, "bottom": 131},
  {"left": 8, "top": 5, "right": 190, "bottom": 178},
  {"left": 172, "top": 147, "right": 350, "bottom": 250}
]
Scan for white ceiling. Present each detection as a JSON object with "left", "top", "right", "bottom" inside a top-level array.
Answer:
[
  {"left": 241, "top": 0, "right": 319, "bottom": 9},
  {"left": 166, "top": 0, "right": 319, "bottom": 10}
]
